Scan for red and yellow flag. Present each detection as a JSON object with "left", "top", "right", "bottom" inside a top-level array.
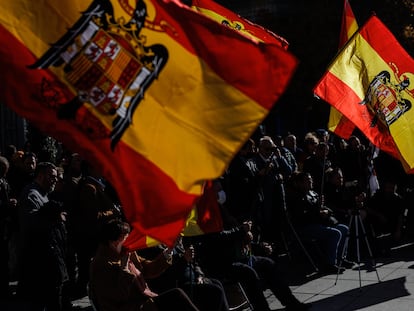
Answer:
[
  {"left": 181, "top": 180, "right": 223, "bottom": 237},
  {"left": 314, "top": 15, "right": 414, "bottom": 172},
  {"left": 0, "top": 0, "right": 297, "bottom": 249},
  {"left": 327, "top": 0, "right": 358, "bottom": 138},
  {"left": 191, "top": 0, "right": 289, "bottom": 49}
]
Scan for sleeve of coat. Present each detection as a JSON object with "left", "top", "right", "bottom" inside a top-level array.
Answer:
[{"left": 129, "top": 251, "right": 171, "bottom": 279}]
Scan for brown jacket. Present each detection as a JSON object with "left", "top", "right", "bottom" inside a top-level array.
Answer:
[{"left": 89, "top": 244, "right": 171, "bottom": 311}]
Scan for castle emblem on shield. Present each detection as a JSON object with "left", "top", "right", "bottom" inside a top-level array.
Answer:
[
  {"left": 30, "top": 0, "right": 169, "bottom": 149},
  {"left": 360, "top": 64, "right": 413, "bottom": 128}
]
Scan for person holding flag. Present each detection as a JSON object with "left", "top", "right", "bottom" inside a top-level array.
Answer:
[{"left": 89, "top": 218, "right": 201, "bottom": 311}]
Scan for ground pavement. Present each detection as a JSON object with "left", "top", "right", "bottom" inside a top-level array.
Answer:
[{"left": 3, "top": 238, "right": 414, "bottom": 310}]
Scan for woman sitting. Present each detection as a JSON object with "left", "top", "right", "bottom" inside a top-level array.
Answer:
[{"left": 89, "top": 218, "right": 200, "bottom": 311}]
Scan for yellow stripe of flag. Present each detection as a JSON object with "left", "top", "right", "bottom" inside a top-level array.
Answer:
[{"left": 328, "top": 0, "right": 358, "bottom": 137}]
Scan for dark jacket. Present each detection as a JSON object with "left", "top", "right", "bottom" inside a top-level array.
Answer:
[{"left": 18, "top": 182, "right": 68, "bottom": 287}]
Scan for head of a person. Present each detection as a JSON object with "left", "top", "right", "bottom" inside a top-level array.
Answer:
[
  {"left": 239, "top": 138, "right": 256, "bottom": 157},
  {"left": 11, "top": 150, "right": 24, "bottom": 168},
  {"left": 53, "top": 166, "right": 65, "bottom": 192},
  {"left": 315, "top": 129, "right": 329, "bottom": 143},
  {"left": 0, "top": 156, "right": 10, "bottom": 179},
  {"left": 34, "top": 162, "right": 58, "bottom": 193},
  {"left": 5, "top": 145, "right": 17, "bottom": 160},
  {"left": 273, "top": 135, "right": 284, "bottom": 148},
  {"left": 283, "top": 134, "right": 297, "bottom": 151},
  {"left": 337, "top": 138, "right": 348, "bottom": 151},
  {"left": 326, "top": 167, "right": 343, "bottom": 188},
  {"left": 100, "top": 219, "right": 131, "bottom": 245},
  {"left": 347, "top": 135, "right": 362, "bottom": 151},
  {"left": 291, "top": 171, "right": 313, "bottom": 193},
  {"left": 258, "top": 136, "right": 277, "bottom": 159},
  {"left": 22, "top": 152, "right": 37, "bottom": 173},
  {"left": 315, "top": 142, "right": 330, "bottom": 159},
  {"left": 303, "top": 133, "right": 319, "bottom": 154},
  {"left": 67, "top": 153, "right": 83, "bottom": 176}
]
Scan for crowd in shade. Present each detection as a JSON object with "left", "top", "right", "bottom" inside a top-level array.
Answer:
[{"left": 1, "top": 127, "right": 414, "bottom": 311}]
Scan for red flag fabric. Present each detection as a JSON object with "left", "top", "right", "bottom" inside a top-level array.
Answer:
[
  {"left": 181, "top": 0, "right": 292, "bottom": 239},
  {"left": 327, "top": 0, "right": 359, "bottom": 139},
  {"left": 0, "top": 0, "right": 297, "bottom": 249},
  {"left": 191, "top": 0, "right": 289, "bottom": 49},
  {"left": 314, "top": 15, "right": 414, "bottom": 172},
  {"left": 338, "top": 0, "right": 358, "bottom": 47},
  {"left": 181, "top": 180, "right": 223, "bottom": 237}
]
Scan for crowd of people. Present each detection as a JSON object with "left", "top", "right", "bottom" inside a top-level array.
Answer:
[{"left": 0, "top": 128, "right": 413, "bottom": 311}]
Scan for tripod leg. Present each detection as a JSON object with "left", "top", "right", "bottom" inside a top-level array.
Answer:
[
  {"left": 335, "top": 215, "right": 353, "bottom": 284},
  {"left": 354, "top": 215, "right": 362, "bottom": 288},
  {"left": 286, "top": 216, "right": 319, "bottom": 273},
  {"left": 357, "top": 214, "right": 381, "bottom": 282},
  {"left": 280, "top": 230, "right": 291, "bottom": 260},
  {"left": 335, "top": 212, "right": 381, "bottom": 289}
]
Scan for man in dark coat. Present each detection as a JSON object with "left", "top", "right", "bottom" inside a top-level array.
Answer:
[
  {"left": 250, "top": 136, "right": 293, "bottom": 244},
  {"left": 225, "top": 138, "right": 261, "bottom": 223},
  {"left": 17, "top": 162, "right": 68, "bottom": 311},
  {"left": 0, "top": 156, "right": 15, "bottom": 298},
  {"left": 196, "top": 220, "right": 310, "bottom": 311}
]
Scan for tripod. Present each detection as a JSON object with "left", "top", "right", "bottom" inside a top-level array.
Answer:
[{"left": 335, "top": 209, "right": 381, "bottom": 288}]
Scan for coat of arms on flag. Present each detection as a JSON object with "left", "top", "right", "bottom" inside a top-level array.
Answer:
[
  {"left": 0, "top": 0, "right": 297, "bottom": 248},
  {"left": 360, "top": 68, "right": 412, "bottom": 128},
  {"left": 30, "top": 0, "right": 169, "bottom": 149}
]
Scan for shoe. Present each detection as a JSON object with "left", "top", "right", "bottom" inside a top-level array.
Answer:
[
  {"left": 70, "top": 286, "right": 87, "bottom": 300},
  {"left": 285, "top": 302, "right": 312, "bottom": 311},
  {"left": 320, "top": 264, "right": 345, "bottom": 274},
  {"left": 339, "top": 259, "right": 355, "bottom": 269}
]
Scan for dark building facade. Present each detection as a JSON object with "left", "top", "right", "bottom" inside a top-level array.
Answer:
[
  {"left": 0, "top": 102, "right": 26, "bottom": 153},
  {"left": 216, "top": 0, "right": 344, "bottom": 137}
]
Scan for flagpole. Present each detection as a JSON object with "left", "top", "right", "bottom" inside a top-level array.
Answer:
[{"left": 320, "top": 152, "right": 327, "bottom": 199}]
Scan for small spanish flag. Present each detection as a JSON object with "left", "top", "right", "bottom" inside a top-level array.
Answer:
[{"left": 314, "top": 15, "right": 414, "bottom": 173}]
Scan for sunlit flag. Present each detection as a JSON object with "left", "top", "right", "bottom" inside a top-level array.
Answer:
[
  {"left": 314, "top": 15, "right": 414, "bottom": 173},
  {"left": 0, "top": 0, "right": 298, "bottom": 249},
  {"left": 327, "top": 0, "right": 359, "bottom": 139}
]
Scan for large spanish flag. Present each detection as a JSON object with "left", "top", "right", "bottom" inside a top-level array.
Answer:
[
  {"left": 327, "top": 0, "right": 358, "bottom": 138},
  {"left": 0, "top": 0, "right": 297, "bottom": 249},
  {"left": 314, "top": 15, "right": 414, "bottom": 173}
]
